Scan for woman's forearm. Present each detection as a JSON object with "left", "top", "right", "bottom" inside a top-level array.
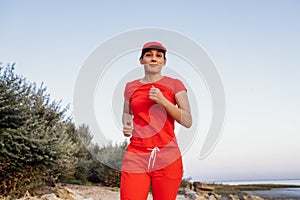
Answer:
[{"left": 162, "top": 99, "right": 192, "bottom": 128}]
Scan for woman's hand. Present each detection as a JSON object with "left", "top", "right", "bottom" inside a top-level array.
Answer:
[
  {"left": 122, "top": 102, "right": 133, "bottom": 137},
  {"left": 123, "top": 121, "right": 133, "bottom": 137},
  {"left": 149, "top": 85, "right": 168, "bottom": 106}
]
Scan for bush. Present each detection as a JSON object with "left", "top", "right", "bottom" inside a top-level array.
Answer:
[
  {"left": 0, "top": 62, "right": 129, "bottom": 197},
  {"left": 0, "top": 63, "right": 82, "bottom": 197}
]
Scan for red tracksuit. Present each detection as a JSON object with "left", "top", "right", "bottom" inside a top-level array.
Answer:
[{"left": 121, "top": 76, "right": 186, "bottom": 200}]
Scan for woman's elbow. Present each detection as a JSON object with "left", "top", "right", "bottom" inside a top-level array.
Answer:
[
  {"left": 185, "top": 120, "right": 192, "bottom": 128},
  {"left": 182, "top": 116, "right": 192, "bottom": 128}
]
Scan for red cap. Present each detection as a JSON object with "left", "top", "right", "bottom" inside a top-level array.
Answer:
[{"left": 142, "top": 41, "right": 167, "bottom": 52}]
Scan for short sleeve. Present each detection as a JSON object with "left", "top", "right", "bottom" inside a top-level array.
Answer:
[
  {"left": 174, "top": 79, "right": 187, "bottom": 94},
  {"left": 124, "top": 82, "right": 130, "bottom": 101}
]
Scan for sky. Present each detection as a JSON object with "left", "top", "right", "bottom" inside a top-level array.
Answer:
[{"left": 1, "top": 0, "right": 300, "bottom": 182}]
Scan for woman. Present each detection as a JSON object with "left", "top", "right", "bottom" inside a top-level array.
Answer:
[{"left": 121, "top": 41, "right": 192, "bottom": 200}]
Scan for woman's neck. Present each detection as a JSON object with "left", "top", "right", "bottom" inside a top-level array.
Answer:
[{"left": 140, "top": 74, "right": 163, "bottom": 84}]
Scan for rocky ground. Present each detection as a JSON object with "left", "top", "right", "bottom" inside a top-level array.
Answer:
[
  {"left": 14, "top": 184, "right": 187, "bottom": 200},
  {"left": 9, "top": 183, "right": 265, "bottom": 200}
]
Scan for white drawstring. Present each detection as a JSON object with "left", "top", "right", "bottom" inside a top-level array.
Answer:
[{"left": 147, "top": 147, "right": 160, "bottom": 169}]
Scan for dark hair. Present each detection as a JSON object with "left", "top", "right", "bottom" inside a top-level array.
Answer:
[{"left": 140, "top": 48, "right": 166, "bottom": 60}]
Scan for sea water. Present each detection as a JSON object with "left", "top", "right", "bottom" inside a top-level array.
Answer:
[{"left": 219, "top": 179, "right": 300, "bottom": 199}]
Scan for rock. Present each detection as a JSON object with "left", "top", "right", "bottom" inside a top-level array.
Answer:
[
  {"left": 184, "top": 189, "right": 199, "bottom": 200},
  {"left": 183, "top": 189, "right": 218, "bottom": 200},
  {"left": 178, "top": 188, "right": 186, "bottom": 195},
  {"left": 193, "top": 182, "right": 214, "bottom": 195},
  {"left": 196, "top": 196, "right": 208, "bottom": 200},
  {"left": 186, "top": 181, "right": 194, "bottom": 190},
  {"left": 251, "top": 196, "right": 264, "bottom": 200},
  {"left": 57, "top": 188, "right": 85, "bottom": 200},
  {"left": 208, "top": 192, "right": 222, "bottom": 200},
  {"left": 40, "top": 193, "right": 62, "bottom": 200},
  {"left": 208, "top": 195, "right": 217, "bottom": 200},
  {"left": 242, "top": 195, "right": 264, "bottom": 200},
  {"left": 229, "top": 194, "right": 240, "bottom": 200}
]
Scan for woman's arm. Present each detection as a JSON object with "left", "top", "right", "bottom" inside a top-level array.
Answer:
[
  {"left": 122, "top": 100, "right": 133, "bottom": 137},
  {"left": 149, "top": 87, "right": 192, "bottom": 128}
]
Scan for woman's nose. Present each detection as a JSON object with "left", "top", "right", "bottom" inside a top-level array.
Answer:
[{"left": 151, "top": 56, "right": 157, "bottom": 61}]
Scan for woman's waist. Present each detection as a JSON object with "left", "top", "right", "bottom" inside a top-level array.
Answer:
[
  {"left": 130, "top": 133, "right": 178, "bottom": 146},
  {"left": 127, "top": 139, "right": 180, "bottom": 152}
]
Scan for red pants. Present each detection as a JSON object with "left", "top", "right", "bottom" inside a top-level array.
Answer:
[{"left": 120, "top": 144, "right": 183, "bottom": 200}]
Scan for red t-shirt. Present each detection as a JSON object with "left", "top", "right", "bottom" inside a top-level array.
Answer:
[{"left": 124, "top": 76, "right": 186, "bottom": 148}]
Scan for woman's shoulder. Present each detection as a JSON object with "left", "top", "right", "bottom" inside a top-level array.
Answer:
[
  {"left": 161, "top": 76, "right": 186, "bottom": 93},
  {"left": 124, "top": 79, "right": 143, "bottom": 92},
  {"left": 163, "top": 76, "right": 184, "bottom": 84},
  {"left": 124, "top": 79, "right": 142, "bottom": 100},
  {"left": 126, "top": 79, "right": 141, "bottom": 86}
]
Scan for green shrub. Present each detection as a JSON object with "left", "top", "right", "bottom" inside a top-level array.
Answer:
[{"left": 0, "top": 63, "right": 81, "bottom": 197}]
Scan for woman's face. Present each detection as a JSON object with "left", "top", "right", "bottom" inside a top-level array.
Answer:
[{"left": 139, "top": 49, "right": 167, "bottom": 74}]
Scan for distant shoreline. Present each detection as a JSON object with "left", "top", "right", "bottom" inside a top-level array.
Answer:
[
  {"left": 207, "top": 179, "right": 300, "bottom": 186},
  {"left": 203, "top": 182, "right": 300, "bottom": 199},
  {"left": 245, "top": 188, "right": 300, "bottom": 199}
]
